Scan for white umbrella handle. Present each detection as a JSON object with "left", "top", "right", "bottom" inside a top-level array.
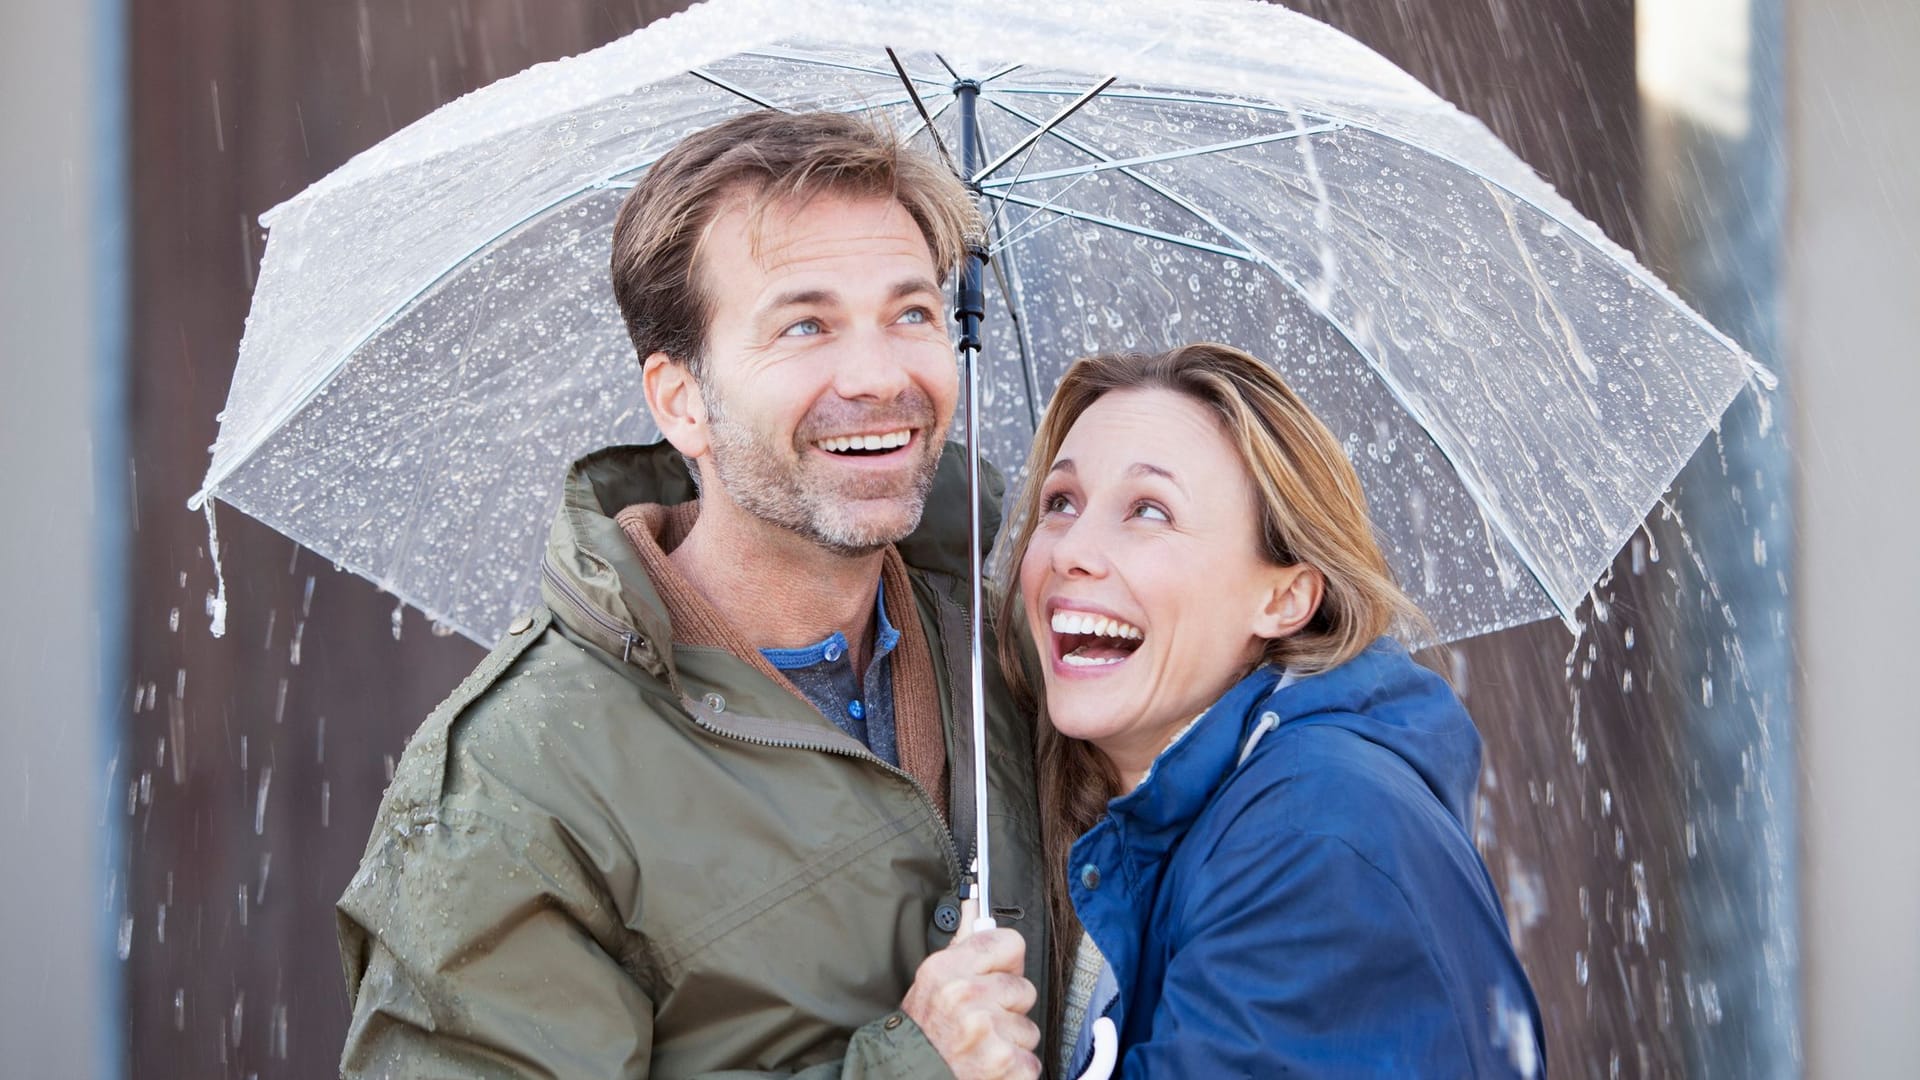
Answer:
[{"left": 1074, "top": 1017, "right": 1119, "bottom": 1080}]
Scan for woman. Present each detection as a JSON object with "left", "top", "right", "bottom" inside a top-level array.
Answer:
[{"left": 996, "top": 344, "right": 1545, "bottom": 1078}]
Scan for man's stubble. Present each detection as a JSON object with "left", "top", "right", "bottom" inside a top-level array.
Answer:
[{"left": 700, "top": 375, "right": 948, "bottom": 558}]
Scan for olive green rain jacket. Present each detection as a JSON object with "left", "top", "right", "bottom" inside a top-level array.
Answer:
[{"left": 337, "top": 442, "right": 1047, "bottom": 1078}]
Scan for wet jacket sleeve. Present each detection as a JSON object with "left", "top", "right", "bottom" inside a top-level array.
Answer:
[
  {"left": 337, "top": 802, "right": 955, "bottom": 1080},
  {"left": 1118, "top": 827, "right": 1509, "bottom": 1079}
]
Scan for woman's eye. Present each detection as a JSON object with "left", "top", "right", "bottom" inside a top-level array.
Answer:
[
  {"left": 1041, "top": 492, "right": 1078, "bottom": 516},
  {"left": 1132, "top": 502, "right": 1170, "bottom": 523},
  {"left": 781, "top": 318, "right": 824, "bottom": 338}
]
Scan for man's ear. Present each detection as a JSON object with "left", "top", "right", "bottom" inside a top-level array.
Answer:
[
  {"left": 1253, "top": 564, "right": 1325, "bottom": 642},
  {"left": 642, "top": 352, "right": 710, "bottom": 460}
]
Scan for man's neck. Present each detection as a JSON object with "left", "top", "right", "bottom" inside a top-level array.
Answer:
[{"left": 668, "top": 492, "right": 888, "bottom": 676}]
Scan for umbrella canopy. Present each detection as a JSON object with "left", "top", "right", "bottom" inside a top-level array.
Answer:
[{"left": 193, "top": 0, "right": 1764, "bottom": 649}]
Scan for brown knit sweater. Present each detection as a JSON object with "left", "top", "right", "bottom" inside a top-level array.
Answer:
[{"left": 613, "top": 501, "right": 949, "bottom": 821}]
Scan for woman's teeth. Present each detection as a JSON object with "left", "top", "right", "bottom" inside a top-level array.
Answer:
[
  {"left": 1050, "top": 610, "right": 1144, "bottom": 640},
  {"left": 1051, "top": 609, "right": 1145, "bottom": 668},
  {"left": 817, "top": 430, "right": 912, "bottom": 454}
]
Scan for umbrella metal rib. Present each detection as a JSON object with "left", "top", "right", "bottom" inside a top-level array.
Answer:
[
  {"left": 971, "top": 76, "right": 1118, "bottom": 184},
  {"left": 900, "top": 93, "right": 957, "bottom": 148},
  {"left": 981, "top": 191, "right": 1258, "bottom": 261},
  {"left": 744, "top": 46, "right": 950, "bottom": 88},
  {"left": 977, "top": 124, "right": 1346, "bottom": 189},
  {"left": 887, "top": 48, "right": 959, "bottom": 175},
  {"left": 689, "top": 69, "right": 789, "bottom": 112}
]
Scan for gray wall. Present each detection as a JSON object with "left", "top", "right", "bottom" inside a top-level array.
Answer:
[
  {"left": 0, "top": 0, "right": 121, "bottom": 1076},
  {"left": 1790, "top": 1, "right": 1920, "bottom": 1076}
]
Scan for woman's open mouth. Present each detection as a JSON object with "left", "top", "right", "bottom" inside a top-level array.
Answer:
[{"left": 1050, "top": 608, "right": 1145, "bottom": 669}]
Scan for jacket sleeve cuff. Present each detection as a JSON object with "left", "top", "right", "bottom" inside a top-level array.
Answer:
[{"left": 837, "top": 1010, "right": 956, "bottom": 1080}]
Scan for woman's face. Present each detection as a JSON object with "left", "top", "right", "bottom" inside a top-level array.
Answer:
[{"left": 1020, "top": 387, "right": 1309, "bottom": 785}]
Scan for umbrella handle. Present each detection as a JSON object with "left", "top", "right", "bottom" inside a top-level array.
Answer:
[{"left": 1074, "top": 1018, "right": 1118, "bottom": 1080}]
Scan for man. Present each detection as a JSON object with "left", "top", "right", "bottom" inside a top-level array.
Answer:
[{"left": 337, "top": 111, "right": 1048, "bottom": 1078}]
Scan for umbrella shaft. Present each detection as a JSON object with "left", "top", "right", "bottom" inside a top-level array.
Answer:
[
  {"left": 960, "top": 337, "right": 993, "bottom": 919},
  {"left": 952, "top": 77, "right": 994, "bottom": 919}
]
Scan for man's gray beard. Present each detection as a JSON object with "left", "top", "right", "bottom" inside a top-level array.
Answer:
[{"left": 702, "top": 383, "right": 942, "bottom": 558}]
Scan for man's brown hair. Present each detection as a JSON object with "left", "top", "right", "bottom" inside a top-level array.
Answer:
[{"left": 610, "top": 110, "right": 980, "bottom": 377}]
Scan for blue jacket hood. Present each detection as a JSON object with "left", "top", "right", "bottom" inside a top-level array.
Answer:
[
  {"left": 1258, "top": 637, "right": 1483, "bottom": 828},
  {"left": 1106, "top": 638, "right": 1482, "bottom": 860}
]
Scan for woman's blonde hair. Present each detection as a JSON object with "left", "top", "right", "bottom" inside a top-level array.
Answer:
[{"left": 992, "top": 342, "right": 1425, "bottom": 1029}]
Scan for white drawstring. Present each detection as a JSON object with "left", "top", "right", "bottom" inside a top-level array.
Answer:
[{"left": 1237, "top": 710, "right": 1281, "bottom": 768}]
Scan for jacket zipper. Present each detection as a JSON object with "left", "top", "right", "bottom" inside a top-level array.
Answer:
[
  {"left": 541, "top": 557, "right": 641, "bottom": 663},
  {"left": 684, "top": 704, "right": 965, "bottom": 892},
  {"left": 543, "top": 555, "right": 965, "bottom": 892}
]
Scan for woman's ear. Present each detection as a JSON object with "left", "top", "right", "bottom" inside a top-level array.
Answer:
[
  {"left": 1253, "top": 564, "right": 1325, "bottom": 641},
  {"left": 643, "top": 352, "right": 711, "bottom": 460}
]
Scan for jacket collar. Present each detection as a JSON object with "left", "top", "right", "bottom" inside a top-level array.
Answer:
[
  {"left": 538, "top": 440, "right": 997, "bottom": 684},
  {"left": 1101, "top": 664, "right": 1287, "bottom": 856}
]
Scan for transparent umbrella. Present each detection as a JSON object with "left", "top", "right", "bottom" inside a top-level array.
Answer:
[{"left": 191, "top": 0, "right": 1766, "bottom": 933}]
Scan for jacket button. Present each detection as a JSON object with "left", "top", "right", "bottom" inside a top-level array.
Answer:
[
  {"left": 1080, "top": 864, "right": 1101, "bottom": 890},
  {"left": 702, "top": 693, "right": 726, "bottom": 713},
  {"left": 507, "top": 614, "right": 534, "bottom": 635},
  {"left": 933, "top": 903, "right": 962, "bottom": 933},
  {"left": 884, "top": 1013, "right": 903, "bottom": 1031}
]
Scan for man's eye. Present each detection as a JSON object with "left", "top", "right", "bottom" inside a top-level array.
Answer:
[
  {"left": 781, "top": 318, "right": 824, "bottom": 338},
  {"left": 897, "top": 307, "right": 932, "bottom": 325}
]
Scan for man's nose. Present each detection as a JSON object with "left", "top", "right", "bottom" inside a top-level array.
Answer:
[{"left": 829, "top": 328, "right": 916, "bottom": 401}]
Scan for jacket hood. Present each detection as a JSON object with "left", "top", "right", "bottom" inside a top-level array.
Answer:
[
  {"left": 538, "top": 439, "right": 1001, "bottom": 677},
  {"left": 1254, "top": 638, "right": 1483, "bottom": 827},
  {"left": 1111, "top": 638, "right": 1483, "bottom": 845}
]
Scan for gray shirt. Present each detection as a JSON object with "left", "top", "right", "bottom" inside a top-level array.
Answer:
[{"left": 760, "top": 583, "right": 901, "bottom": 766}]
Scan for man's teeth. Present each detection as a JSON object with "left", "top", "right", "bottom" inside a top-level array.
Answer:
[
  {"left": 817, "top": 430, "right": 912, "bottom": 453},
  {"left": 1049, "top": 610, "right": 1144, "bottom": 641}
]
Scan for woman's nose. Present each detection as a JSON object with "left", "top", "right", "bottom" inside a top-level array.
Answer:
[{"left": 1050, "top": 513, "right": 1110, "bottom": 579}]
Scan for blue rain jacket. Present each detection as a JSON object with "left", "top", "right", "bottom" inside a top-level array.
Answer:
[{"left": 1068, "top": 639, "right": 1545, "bottom": 1078}]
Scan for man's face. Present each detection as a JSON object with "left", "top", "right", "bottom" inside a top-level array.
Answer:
[{"left": 690, "top": 192, "right": 959, "bottom": 555}]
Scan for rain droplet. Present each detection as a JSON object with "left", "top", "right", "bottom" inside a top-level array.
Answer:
[{"left": 254, "top": 766, "right": 272, "bottom": 836}]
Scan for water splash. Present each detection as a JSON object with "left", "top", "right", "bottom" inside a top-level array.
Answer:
[{"left": 202, "top": 499, "right": 229, "bottom": 638}]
